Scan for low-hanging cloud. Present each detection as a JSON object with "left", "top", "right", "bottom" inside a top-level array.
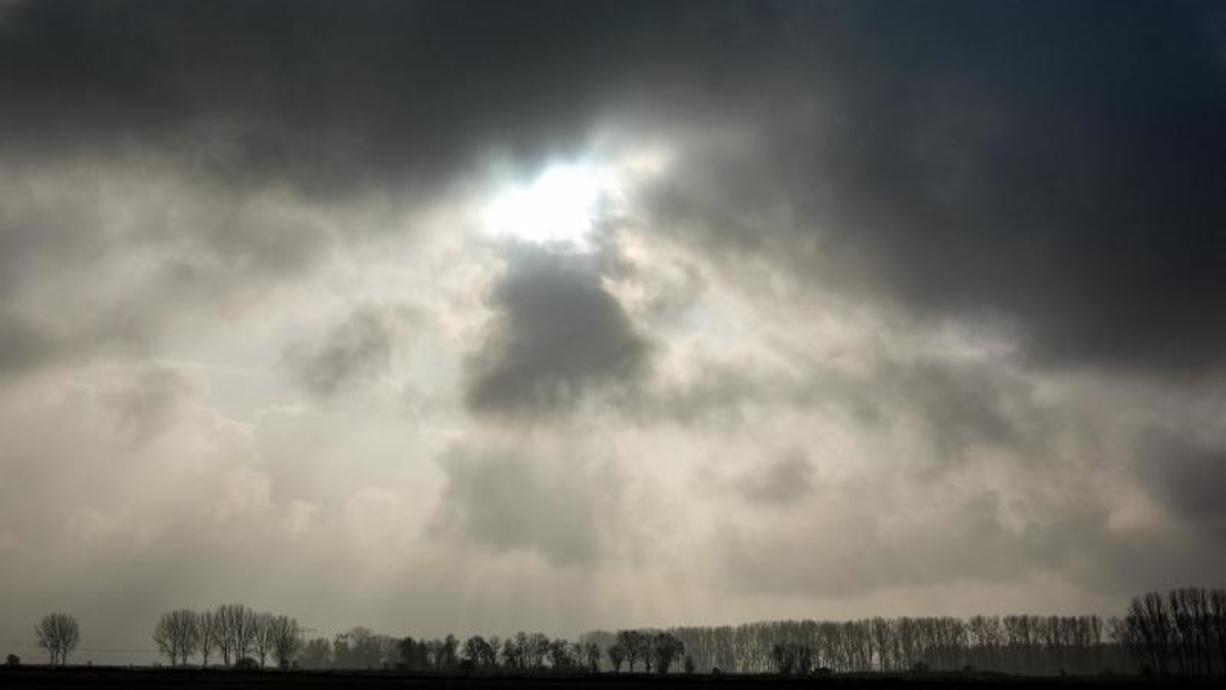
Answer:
[
  {"left": 3, "top": 0, "right": 1226, "bottom": 657},
  {"left": 286, "top": 304, "right": 418, "bottom": 398},
  {"left": 430, "top": 436, "right": 623, "bottom": 567},
  {"left": 465, "top": 246, "right": 651, "bottom": 418}
]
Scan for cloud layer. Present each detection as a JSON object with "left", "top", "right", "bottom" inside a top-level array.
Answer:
[{"left": 2, "top": 0, "right": 1225, "bottom": 662}]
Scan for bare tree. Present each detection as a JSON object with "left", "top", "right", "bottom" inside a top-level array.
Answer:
[
  {"left": 441, "top": 634, "right": 460, "bottom": 670},
  {"left": 652, "top": 632, "right": 685, "bottom": 674},
  {"left": 500, "top": 636, "right": 520, "bottom": 670},
  {"left": 771, "top": 642, "right": 813, "bottom": 675},
  {"left": 1212, "top": 590, "right": 1226, "bottom": 675},
  {"left": 215, "top": 605, "right": 237, "bottom": 666},
  {"left": 462, "top": 635, "right": 497, "bottom": 668},
  {"left": 607, "top": 642, "right": 625, "bottom": 672},
  {"left": 300, "top": 637, "right": 332, "bottom": 669},
  {"left": 269, "top": 615, "right": 302, "bottom": 669},
  {"left": 584, "top": 642, "right": 601, "bottom": 673},
  {"left": 35, "top": 613, "right": 80, "bottom": 666},
  {"left": 197, "top": 610, "right": 220, "bottom": 667},
  {"left": 616, "top": 630, "right": 645, "bottom": 671},
  {"left": 153, "top": 615, "right": 176, "bottom": 666},
  {"left": 546, "top": 639, "right": 572, "bottom": 670},
  {"left": 215, "top": 604, "right": 257, "bottom": 666},
  {"left": 153, "top": 610, "right": 200, "bottom": 667},
  {"left": 527, "top": 633, "right": 550, "bottom": 669},
  {"left": 486, "top": 636, "right": 502, "bottom": 669},
  {"left": 1131, "top": 592, "right": 1173, "bottom": 675},
  {"left": 251, "top": 612, "right": 276, "bottom": 667}
]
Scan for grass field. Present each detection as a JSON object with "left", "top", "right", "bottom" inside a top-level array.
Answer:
[{"left": 0, "top": 668, "right": 1210, "bottom": 690}]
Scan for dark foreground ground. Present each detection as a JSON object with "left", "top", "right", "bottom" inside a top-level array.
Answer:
[{"left": 1, "top": 668, "right": 1218, "bottom": 690}]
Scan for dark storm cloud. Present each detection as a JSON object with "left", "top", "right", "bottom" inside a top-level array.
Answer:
[
  {"left": 465, "top": 246, "right": 651, "bottom": 417},
  {"left": 8, "top": 0, "right": 1224, "bottom": 377},
  {"left": 1140, "top": 432, "right": 1226, "bottom": 535},
  {"left": 0, "top": 0, "right": 749, "bottom": 198},
  {"left": 286, "top": 305, "right": 416, "bottom": 397},
  {"left": 816, "top": 1, "right": 1226, "bottom": 375},
  {"left": 644, "top": 1, "right": 1226, "bottom": 376}
]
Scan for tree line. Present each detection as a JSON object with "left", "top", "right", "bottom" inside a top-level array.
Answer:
[
  {"left": 585, "top": 615, "right": 1125, "bottom": 676},
  {"left": 14, "top": 587, "right": 1224, "bottom": 677},
  {"left": 1118, "top": 587, "right": 1226, "bottom": 677},
  {"left": 601, "top": 630, "right": 688, "bottom": 673},
  {"left": 150, "top": 605, "right": 303, "bottom": 668},
  {"left": 296, "top": 628, "right": 605, "bottom": 673}
]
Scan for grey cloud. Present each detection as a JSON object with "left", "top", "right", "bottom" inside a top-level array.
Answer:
[
  {"left": 0, "top": 156, "right": 345, "bottom": 380},
  {"left": 9, "top": 0, "right": 1224, "bottom": 379},
  {"left": 430, "top": 437, "right": 621, "bottom": 566},
  {"left": 465, "top": 246, "right": 651, "bottom": 418},
  {"left": 0, "top": 310, "right": 64, "bottom": 376},
  {"left": 103, "top": 366, "right": 197, "bottom": 445},
  {"left": 285, "top": 305, "right": 417, "bottom": 397},
  {"left": 1139, "top": 432, "right": 1226, "bottom": 536},
  {"left": 737, "top": 449, "right": 814, "bottom": 507},
  {"left": 0, "top": 304, "right": 158, "bottom": 379},
  {"left": 719, "top": 492, "right": 1020, "bottom": 597},
  {"left": 636, "top": 1, "right": 1226, "bottom": 378},
  {"left": 719, "top": 483, "right": 1134, "bottom": 599},
  {"left": 0, "top": 176, "right": 143, "bottom": 376},
  {"left": 646, "top": 346, "right": 1055, "bottom": 471},
  {"left": 874, "top": 355, "right": 1051, "bottom": 468},
  {"left": 0, "top": 0, "right": 722, "bottom": 199}
]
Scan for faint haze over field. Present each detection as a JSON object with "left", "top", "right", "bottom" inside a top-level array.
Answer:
[{"left": 2, "top": 0, "right": 1226, "bottom": 665}]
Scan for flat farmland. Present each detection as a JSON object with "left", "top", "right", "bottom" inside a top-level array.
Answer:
[{"left": 0, "top": 669, "right": 1207, "bottom": 690}]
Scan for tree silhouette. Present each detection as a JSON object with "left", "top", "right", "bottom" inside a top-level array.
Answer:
[
  {"left": 770, "top": 642, "right": 813, "bottom": 675},
  {"left": 583, "top": 641, "right": 601, "bottom": 672},
  {"left": 35, "top": 613, "right": 79, "bottom": 666},
  {"left": 651, "top": 632, "right": 685, "bottom": 674},
  {"left": 251, "top": 612, "right": 276, "bottom": 667},
  {"left": 269, "top": 615, "right": 302, "bottom": 669},
  {"left": 616, "top": 630, "right": 645, "bottom": 671},
  {"left": 462, "top": 635, "right": 496, "bottom": 668},
  {"left": 152, "top": 609, "right": 199, "bottom": 666},
  {"left": 112, "top": 587, "right": 1225, "bottom": 677},
  {"left": 606, "top": 641, "right": 626, "bottom": 672},
  {"left": 197, "top": 610, "right": 220, "bottom": 667},
  {"left": 214, "top": 604, "right": 256, "bottom": 666},
  {"left": 300, "top": 637, "right": 332, "bottom": 669}
]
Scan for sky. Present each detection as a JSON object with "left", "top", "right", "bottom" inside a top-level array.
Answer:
[{"left": 2, "top": 0, "right": 1226, "bottom": 664}]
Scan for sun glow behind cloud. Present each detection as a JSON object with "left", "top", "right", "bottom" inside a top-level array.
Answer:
[
  {"left": 482, "top": 163, "right": 605, "bottom": 248},
  {"left": 479, "top": 145, "right": 673, "bottom": 251}
]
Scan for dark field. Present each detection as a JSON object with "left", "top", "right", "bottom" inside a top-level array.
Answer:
[{"left": 0, "top": 669, "right": 1211, "bottom": 690}]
